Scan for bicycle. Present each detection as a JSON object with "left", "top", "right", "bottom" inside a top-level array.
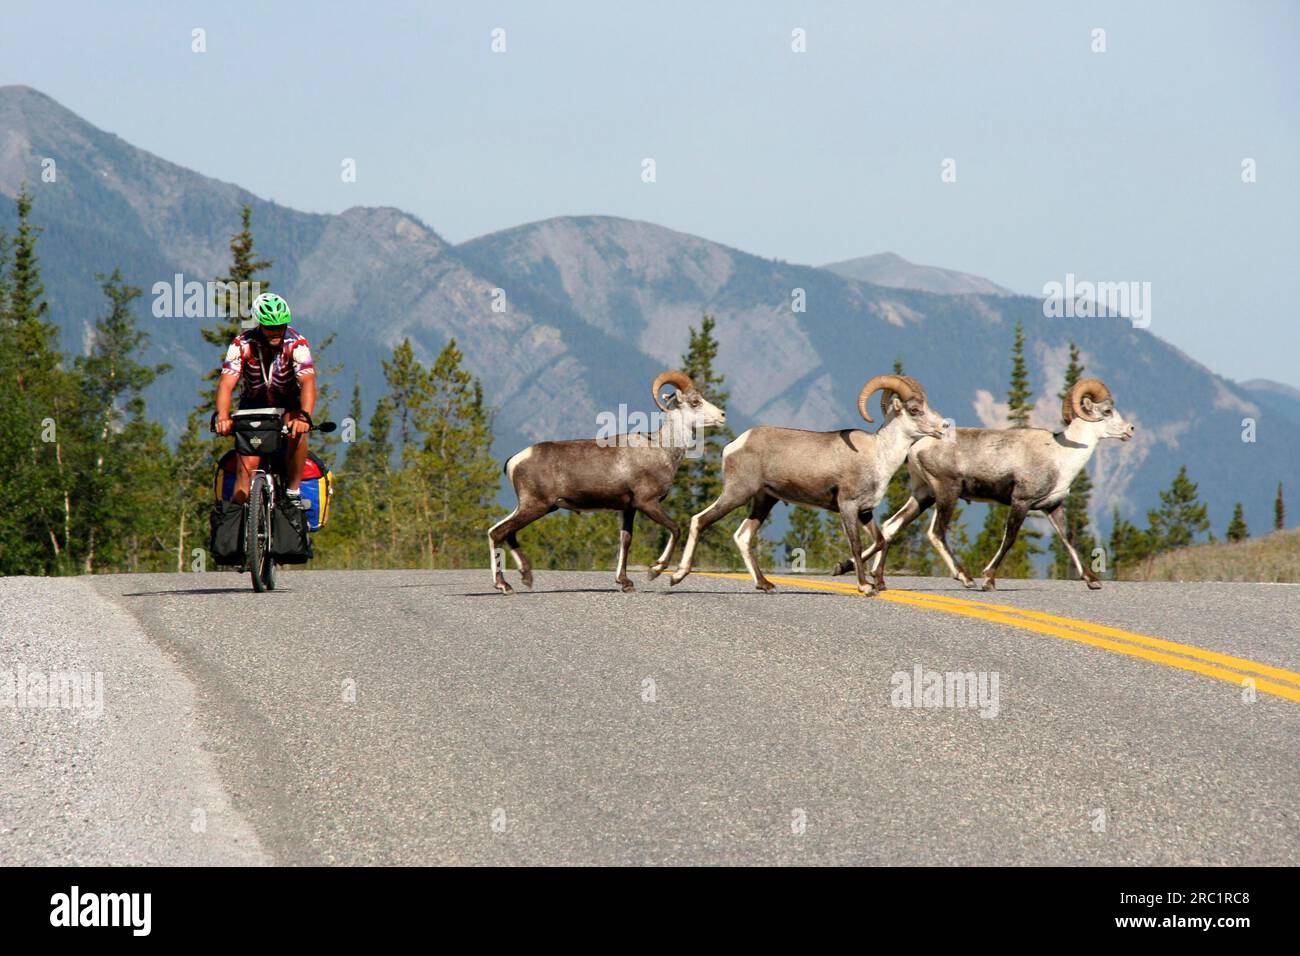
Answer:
[{"left": 211, "top": 407, "right": 336, "bottom": 592}]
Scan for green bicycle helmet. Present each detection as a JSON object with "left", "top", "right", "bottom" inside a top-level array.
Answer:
[{"left": 251, "top": 292, "right": 292, "bottom": 326}]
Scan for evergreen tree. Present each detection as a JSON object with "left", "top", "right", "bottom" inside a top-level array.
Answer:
[
  {"left": 1146, "top": 465, "right": 1210, "bottom": 553},
  {"left": 69, "top": 270, "right": 173, "bottom": 572},
  {"left": 409, "top": 339, "right": 499, "bottom": 567},
  {"left": 663, "top": 315, "right": 742, "bottom": 568},
  {"left": 1051, "top": 342, "right": 1097, "bottom": 578},
  {"left": 783, "top": 506, "right": 838, "bottom": 572},
  {"left": 1108, "top": 507, "right": 1152, "bottom": 578},
  {"left": 971, "top": 322, "right": 1043, "bottom": 579},
  {"left": 0, "top": 186, "right": 69, "bottom": 573},
  {"left": 1276, "top": 482, "right": 1285, "bottom": 531},
  {"left": 382, "top": 339, "right": 425, "bottom": 456},
  {"left": 174, "top": 205, "right": 274, "bottom": 570},
  {"left": 1006, "top": 321, "right": 1034, "bottom": 428},
  {"left": 1225, "top": 502, "right": 1249, "bottom": 543},
  {"left": 204, "top": 204, "right": 272, "bottom": 375}
]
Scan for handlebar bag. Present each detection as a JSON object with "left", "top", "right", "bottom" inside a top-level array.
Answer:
[{"left": 233, "top": 410, "right": 282, "bottom": 456}]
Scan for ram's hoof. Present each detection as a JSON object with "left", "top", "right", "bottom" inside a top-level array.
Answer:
[
  {"left": 1085, "top": 578, "right": 1103, "bottom": 590},
  {"left": 646, "top": 565, "right": 663, "bottom": 580},
  {"left": 520, "top": 571, "right": 534, "bottom": 589},
  {"left": 755, "top": 580, "right": 776, "bottom": 593},
  {"left": 495, "top": 581, "right": 515, "bottom": 596},
  {"left": 859, "top": 585, "right": 879, "bottom": 597},
  {"left": 618, "top": 580, "right": 636, "bottom": 593},
  {"left": 980, "top": 579, "right": 997, "bottom": 592},
  {"left": 669, "top": 571, "right": 688, "bottom": 587}
]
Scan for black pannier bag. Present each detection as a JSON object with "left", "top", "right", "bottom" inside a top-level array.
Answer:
[
  {"left": 269, "top": 497, "right": 313, "bottom": 564},
  {"left": 232, "top": 408, "right": 283, "bottom": 457},
  {"left": 209, "top": 500, "right": 245, "bottom": 565}
]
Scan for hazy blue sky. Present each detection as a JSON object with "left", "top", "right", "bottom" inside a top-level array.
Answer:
[{"left": 2, "top": 0, "right": 1297, "bottom": 385}]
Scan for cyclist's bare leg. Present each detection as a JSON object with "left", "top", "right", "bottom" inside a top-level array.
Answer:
[
  {"left": 284, "top": 430, "right": 308, "bottom": 491},
  {"left": 233, "top": 454, "right": 260, "bottom": 504}
]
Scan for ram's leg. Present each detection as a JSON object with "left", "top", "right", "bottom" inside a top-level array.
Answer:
[
  {"left": 734, "top": 493, "right": 778, "bottom": 592},
  {"left": 866, "top": 517, "right": 889, "bottom": 591},
  {"left": 504, "top": 529, "right": 533, "bottom": 588},
  {"left": 834, "top": 494, "right": 931, "bottom": 576},
  {"left": 488, "top": 501, "right": 552, "bottom": 594},
  {"left": 979, "top": 502, "right": 1028, "bottom": 591},
  {"left": 838, "top": 502, "right": 876, "bottom": 596},
  {"left": 927, "top": 497, "right": 974, "bottom": 587},
  {"left": 639, "top": 497, "right": 681, "bottom": 580},
  {"left": 670, "top": 485, "right": 752, "bottom": 585},
  {"left": 614, "top": 507, "right": 636, "bottom": 592},
  {"left": 1044, "top": 503, "right": 1101, "bottom": 590}
]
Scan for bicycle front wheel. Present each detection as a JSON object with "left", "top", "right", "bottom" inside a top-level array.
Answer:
[{"left": 248, "top": 474, "right": 270, "bottom": 592}]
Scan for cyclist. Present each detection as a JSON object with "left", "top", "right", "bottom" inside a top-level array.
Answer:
[{"left": 214, "top": 292, "right": 316, "bottom": 508}]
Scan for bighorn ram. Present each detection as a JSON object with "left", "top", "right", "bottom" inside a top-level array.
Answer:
[
  {"left": 669, "top": 375, "right": 948, "bottom": 594},
  {"left": 489, "top": 371, "right": 726, "bottom": 595},
  {"left": 835, "top": 378, "right": 1134, "bottom": 590}
]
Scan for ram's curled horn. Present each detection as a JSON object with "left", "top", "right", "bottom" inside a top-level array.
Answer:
[
  {"left": 858, "top": 374, "right": 919, "bottom": 424},
  {"left": 652, "top": 370, "right": 695, "bottom": 412},
  {"left": 1062, "top": 378, "right": 1113, "bottom": 424},
  {"left": 880, "top": 374, "right": 926, "bottom": 418}
]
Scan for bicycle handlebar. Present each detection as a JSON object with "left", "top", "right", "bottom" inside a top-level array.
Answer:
[{"left": 209, "top": 411, "right": 337, "bottom": 434}]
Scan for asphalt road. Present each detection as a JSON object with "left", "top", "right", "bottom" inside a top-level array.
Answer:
[{"left": 2, "top": 568, "right": 1297, "bottom": 865}]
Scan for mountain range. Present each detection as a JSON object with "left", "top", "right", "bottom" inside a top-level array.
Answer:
[{"left": 1, "top": 84, "right": 1294, "bottom": 542}]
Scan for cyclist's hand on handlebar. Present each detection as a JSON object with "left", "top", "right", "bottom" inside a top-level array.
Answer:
[
  {"left": 215, "top": 416, "right": 233, "bottom": 436},
  {"left": 286, "top": 412, "right": 312, "bottom": 437}
]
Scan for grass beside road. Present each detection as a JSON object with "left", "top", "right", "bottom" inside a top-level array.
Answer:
[{"left": 1120, "top": 528, "right": 1300, "bottom": 584}]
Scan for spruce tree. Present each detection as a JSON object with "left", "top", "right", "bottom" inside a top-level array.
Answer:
[
  {"left": 205, "top": 204, "right": 272, "bottom": 375},
  {"left": 1006, "top": 321, "right": 1034, "bottom": 428},
  {"left": 971, "top": 322, "right": 1042, "bottom": 578},
  {"left": 0, "top": 187, "right": 69, "bottom": 573},
  {"left": 1225, "top": 502, "right": 1249, "bottom": 543},
  {"left": 783, "top": 506, "right": 835, "bottom": 572},
  {"left": 1276, "top": 482, "right": 1285, "bottom": 531},
  {"left": 70, "top": 270, "right": 172, "bottom": 572},
  {"left": 664, "top": 315, "right": 740, "bottom": 568},
  {"left": 174, "top": 205, "right": 274, "bottom": 569},
  {"left": 382, "top": 339, "right": 425, "bottom": 457},
  {"left": 1108, "top": 507, "right": 1152, "bottom": 579},
  {"left": 1051, "top": 342, "right": 1097, "bottom": 577},
  {"left": 1146, "top": 465, "right": 1210, "bottom": 553},
  {"left": 411, "top": 339, "right": 499, "bottom": 567}
]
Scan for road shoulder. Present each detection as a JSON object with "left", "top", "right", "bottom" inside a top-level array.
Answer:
[{"left": 0, "top": 577, "right": 269, "bottom": 865}]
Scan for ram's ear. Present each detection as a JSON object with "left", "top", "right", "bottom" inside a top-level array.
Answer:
[
  {"left": 1081, "top": 396, "right": 1096, "bottom": 415},
  {"left": 889, "top": 394, "right": 905, "bottom": 414}
]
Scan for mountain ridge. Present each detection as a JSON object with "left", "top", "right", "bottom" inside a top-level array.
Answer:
[{"left": 1, "top": 85, "right": 1294, "bottom": 542}]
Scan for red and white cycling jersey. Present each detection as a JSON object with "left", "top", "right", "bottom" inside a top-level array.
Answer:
[{"left": 221, "top": 326, "right": 315, "bottom": 408}]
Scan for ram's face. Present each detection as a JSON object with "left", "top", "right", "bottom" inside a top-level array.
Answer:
[
  {"left": 678, "top": 388, "right": 726, "bottom": 428},
  {"left": 1082, "top": 397, "right": 1134, "bottom": 441},
  {"left": 892, "top": 394, "right": 948, "bottom": 441}
]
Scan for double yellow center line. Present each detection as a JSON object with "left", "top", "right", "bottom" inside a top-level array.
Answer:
[{"left": 699, "top": 572, "right": 1300, "bottom": 703}]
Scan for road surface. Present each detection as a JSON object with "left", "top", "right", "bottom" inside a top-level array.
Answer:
[{"left": 2, "top": 569, "right": 1296, "bottom": 865}]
